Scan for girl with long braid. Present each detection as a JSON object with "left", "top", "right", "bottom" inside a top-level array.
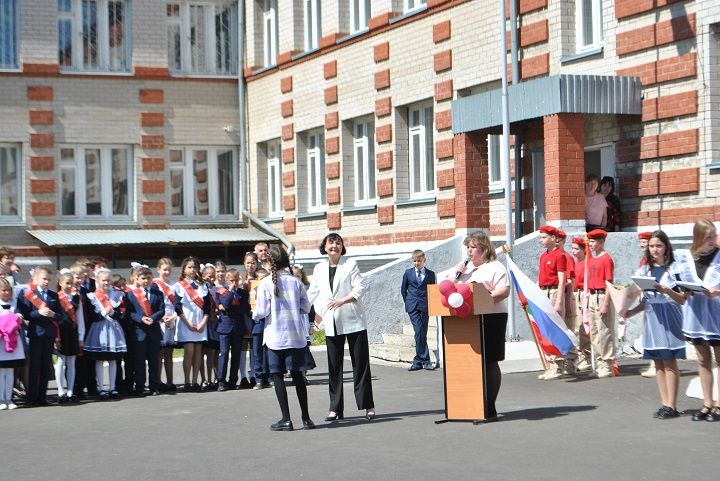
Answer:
[{"left": 253, "top": 245, "right": 315, "bottom": 431}]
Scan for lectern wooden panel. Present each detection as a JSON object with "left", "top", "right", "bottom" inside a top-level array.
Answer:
[{"left": 428, "top": 283, "right": 494, "bottom": 422}]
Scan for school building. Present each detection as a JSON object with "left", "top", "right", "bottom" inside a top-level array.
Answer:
[{"left": 1, "top": 0, "right": 719, "bottom": 348}]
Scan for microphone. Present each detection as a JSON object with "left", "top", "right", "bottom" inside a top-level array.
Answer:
[{"left": 455, "top": 256, "right": 470, "bottom": 280}]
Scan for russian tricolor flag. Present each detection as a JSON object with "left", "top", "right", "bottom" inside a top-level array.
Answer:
[{"left": 507, "top": 256, "right": 577, "bottom": 356}]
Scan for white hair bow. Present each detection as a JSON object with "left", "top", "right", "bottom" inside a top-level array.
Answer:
[
  {"left": 59, "top": 268, "right": 71, "bottom": 275},
  {"left": 200, "top": 263, "right": 213, "bottom": 271},
  {"left": 130, "top": 262, "right": 148, "bottom": 269},
  {"left": 28, "top": 268, "right": 35, "bottom": 277},
  {"left": 96, "top": 268, "right": 112, "bottom": 275}
]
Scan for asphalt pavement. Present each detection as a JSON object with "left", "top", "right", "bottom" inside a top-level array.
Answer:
[{"left": 5, "top": 355, "right": 716, "bottom": 481}]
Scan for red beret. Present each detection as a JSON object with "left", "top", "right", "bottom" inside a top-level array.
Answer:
[
  {"left": 539, "top": 225, "right": 557, "bottom": 236},
  {"left": 587, "top": 229, "right": 608, "bottom": 240},
  {"left": 572, "top": 237, "right": 585, "bottom": 247},
  {"left": 556, "top": 229, "right": 567, "bottom": 239},
  {"left": 638, "top": 231, "right": 651, "bottom": 240}
]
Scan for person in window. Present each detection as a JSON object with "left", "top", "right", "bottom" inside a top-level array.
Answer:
[
  {"left": 107, "top": 3, "right": 125, "bottom": 69},
  {"left": 600, "top": 176, "right": 621, "bottom": 232},
  {"left": 584, "top": 173, "right": 607, "bottom": 232}
]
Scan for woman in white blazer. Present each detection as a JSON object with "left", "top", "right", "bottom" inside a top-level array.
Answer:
[{"left": 307, "top": 233, "right": 376, "bottom": 421}]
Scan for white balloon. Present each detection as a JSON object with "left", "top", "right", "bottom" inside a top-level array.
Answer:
[{"left": 448, "top": 292, "right": 464, "bottom": 308}]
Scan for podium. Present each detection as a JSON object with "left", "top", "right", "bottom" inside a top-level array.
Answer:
[{"left": 428, "top": 283, "right": 494, "bottom": 423}]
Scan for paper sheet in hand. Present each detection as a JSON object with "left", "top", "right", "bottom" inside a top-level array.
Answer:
[
  {"left": 676, "top": 281, "right": 708, "bottom": 293},
  {"left": 631, "top": 276, "right": 659, "bottom": 291}
]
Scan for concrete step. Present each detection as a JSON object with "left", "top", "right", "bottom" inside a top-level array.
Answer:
[
  {"left": 392, "top": 329, "right": 438, "bottom": 349},
  {"left": 401, "top": 323, "right": 438, "bottom": 340},
  {"left": 369, "top": 344, "right": 438, "bottom": 364}
]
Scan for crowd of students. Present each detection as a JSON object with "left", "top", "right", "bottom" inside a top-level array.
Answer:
[
  {"left": 535, "top": 220, "right": 720, "bottom": 421},
  {"left": 0, "top": 242, "right": 318, "bottom": 426}
]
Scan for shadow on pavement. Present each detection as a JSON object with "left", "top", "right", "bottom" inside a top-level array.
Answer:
[
  {"left": 500, "top": 404, "right": 597, "bottom": 421},
  {"left": 313, "top": 409, "right": 445, "bottom": 429}
]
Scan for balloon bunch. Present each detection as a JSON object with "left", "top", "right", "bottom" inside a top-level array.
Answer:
[{"left": 438, "top": 279, "right": 474, "bottom": 318}]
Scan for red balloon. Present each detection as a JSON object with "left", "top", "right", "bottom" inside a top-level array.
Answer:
[
  {"left": 456, "top": 283, "right": 473, "bottom": 301},
  {"left": 456, "top": 302, "right": 472, "bottom": 318},
  {"left": 441, "top": 296, "right": 450, "bottom": 309},
  {"left": 438, "top": 279, "right": 457, "bottom": 297}
]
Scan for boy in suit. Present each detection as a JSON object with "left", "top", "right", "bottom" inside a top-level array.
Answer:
[
  {"left": 214, "top": 268, "right": 249, "bottom": 391},
  {"left": 401, "top": 250, "right": 437, "bottom": 371},
  {"left": 17, "top": 266, "right": 61, "bottom": 406},
  {"left": 126, "top": 267, "right": 165, "bottom": 396}
]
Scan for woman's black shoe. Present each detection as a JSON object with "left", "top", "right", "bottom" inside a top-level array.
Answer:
[
  {"left": 302, "top": 419, "right": 316, "bottom": 430},
  {"left": 706, "top": 407, "right": 720, "bottom": 422},
  {"left": 270, "top": 420, "right": 294, "bottom": 431},
  {"left": 365, "top": 411, "right": 376, "bottom": 421},
  {"left": 692, "top": 406, "right": 712, "bottom": 421},
  {"left": 656, "top": 406, "right": 679, "bottom": 419},
  {"left": 325, "top": 412, "right": 343, "bottom": 422}
]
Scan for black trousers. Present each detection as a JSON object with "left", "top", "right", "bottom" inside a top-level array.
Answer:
[
  {"left": 134, "top": 337, "right": 160, "bottom": 392},
  {"left": 326, "top": 329, "right": 374, "bottom": 413},
  {"left": 218, "top": 332, "right": 243, "bottom": 386},
  {"left": 27, "top": 336, "right": 54, "bottom": 404}
]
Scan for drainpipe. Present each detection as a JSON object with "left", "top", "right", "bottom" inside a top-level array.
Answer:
[
  {"left": 510, "top": 0, "right": 520, "bottom": 339},
  {"left": 243, "top": 209, "right": 296, "bottom": 263},
  {"left": 238, "top": 2, "right": 248, "bottom": 217}
]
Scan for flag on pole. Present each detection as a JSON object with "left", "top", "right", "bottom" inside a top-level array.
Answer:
[{"left": 507, "top": 256, "right": 577, "bottom": 356}]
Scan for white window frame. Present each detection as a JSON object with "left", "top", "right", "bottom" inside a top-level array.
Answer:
[
  {"left": 353, "top": 119, "right": 376, "bottom": 205},
  {"left": 303, "top": 0, "right": 321, "bottom": 51},
  {"left": 57, "top": 0, "right": 131, "bottom": 72},
  {"left": 0, "top": 144, "right": 21, "bottom": 220},
  {"left": 488, "top": 134, "right": 502, "bottom": 187},
  {"left": 266, "top": 141, "right": 282, "bottom": 216},
  {"left": 404, "top": 0, "right": 426, "bottom": 13},
  {"left": 168, "top": 147, "right": 238, "bottom": 218},
  {"left": 58, "top": 146, "right": 133, "bottom": 219},
  {"left": 576, "top": 0, "right": 603, "bottom": 52},
  {"left": 167, "top": 1, "right": 238, "bottom": 76},
  {"left": 350, "top": 0, "right": 370, "bottom": 33},
  {"left": 262, "top": 0, "right": 278, "bottom": 67},
  {"left": 0, "top": 0, "right": 19, "bottom": 70},
  {"left": 305, "top": 131, "right": 326, "bottom": 212},
  {"left": 408, "top": 104, "right": 435, "bottom": 197}
]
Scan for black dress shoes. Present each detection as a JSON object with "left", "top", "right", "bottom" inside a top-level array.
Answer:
[
  {"left": 423, "top": 363, "right": 435, "bottom": 371},
  {"left": 324, "top": 412, "right": 343, "bottom": 421},
  {"left": 270, "top": 420, "right": 294, "bottom": 431},
  {"left": 692, "top": 406, "right": 712, "bottom": 421},
  {"left": 217, "top": 383, "right": 227, "bottom": 392},
  {"left": 302, "top": 419, "right": 316, "bottom": 429},
  {"left": 408, "top": 364, "right": 422, "bottom": 371}
]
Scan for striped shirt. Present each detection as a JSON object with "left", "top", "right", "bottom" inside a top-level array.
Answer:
[{"left": 253, "top": 269, "right": 311, "bottom": 350}]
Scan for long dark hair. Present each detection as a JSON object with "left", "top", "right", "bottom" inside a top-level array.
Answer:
[
  {"left": 178, "top": 256, "right": 200, "bottom": 281},
  {"left": 268, "top": 245, "right": 290, "bottom": 296},
  {"left": 644, "top": 230, "right": 674, "bottom": 267}
]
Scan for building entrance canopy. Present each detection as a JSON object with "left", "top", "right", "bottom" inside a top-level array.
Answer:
[
  {"left": 451, "top": 74, "right": 643, "bottom": 134},
  {"left": 27, "top": 228, "right": 275, "bottom": 247}
]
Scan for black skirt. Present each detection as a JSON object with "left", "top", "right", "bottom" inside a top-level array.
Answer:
[
  {"left": 481, "top": 313, "right": 508, "bottom": 363},
  {"left": 267, "top": 347, "right": 315, "bottom": 374},
  {"left": 0, "top": 359, "right": 25, "bottom": 368},
  {"left": 57, "top": 322, "right": 81, "bottom": 356}
]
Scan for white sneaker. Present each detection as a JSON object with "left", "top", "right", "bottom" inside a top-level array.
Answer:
[
  {"left": 641, "top": 365, "right": 656, "bottom": 378},
  {"left": 590, "top": 369, "right": 614, "bottom": 379},
  {"left": 6, "top": 403, "right": 17, "bottom": 410},
  {"left": 576, "top": 360, "right": 592, "bottom": 372},
  {"left": 0, "top": 403, "right": 7, "bottom": 410},
  {"left": 542, "top": 370, "right": 564, "bottom": 381}
]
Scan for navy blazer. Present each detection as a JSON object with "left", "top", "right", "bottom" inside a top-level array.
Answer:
[
  {"left": 214, "top": 287, "right": 249, "bottom": 336},
  {"left": 125, "top": 285, "right": 165, "bottom": 342},
  {"left": 401, "top": 267, "right": 436, "bottom": 313},
  {"left": 16, "top": 287, "right": 62, "bottom": 339}
]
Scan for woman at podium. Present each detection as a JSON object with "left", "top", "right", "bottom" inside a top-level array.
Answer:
[{"left": 453, "top": 232, "right": 510, "bottom": 420}]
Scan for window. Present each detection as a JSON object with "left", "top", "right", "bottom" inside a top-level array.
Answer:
[
  {"left": 302, "top": 131, "right": 325, "bottom": 211},
  {"left": 166, "top": 1, "right": 238, "bottom": 75},
  {"left": 576, "top": 0, "right": 603, "bottom": 52},
  {"left": 262, "top": 0, "right": 278, "bottom": 67},
  {"left": 404, "top": 0, "right": 426, "bottom": 13},
  {"left": 168, "top": 147, "right": 237, "bottom": 218},
  {"left": 0, "top": 145, "right": 20, "bottom": 219},
  {"left": 57, "top": 0, "right": 130, "bottom": 72},
  {"left": 488, "top": 134, "right": 502, "bottom": 186},
  {"left": 59, "top": 147, "right": 132, "bottom": 218},
  {"left": 408, "top": 104, "right": 434, "bottom": 196},
  {"left": 304, "top": 0, "right": 321, "bottom": 51},
  {"left": 0, "top": 0, "right": 18, "bottom": 69},
  {"left": 266, "top": 141, "right": 282, "bottom": 216},
  {"left": 350, "top": 0, "right": 370, "bottom": 33},
  {"left": 353, "top": 119, "right": 375, "bottom": 204}
]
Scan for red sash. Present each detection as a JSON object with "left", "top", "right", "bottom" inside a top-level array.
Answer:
[
  {"left": 179, "top": 280, "right": 205, "bottom": 309},
  {"left": 215, "top": 286, "right": 229, "bottom": 297},
  {"left": 58, "top": 291, "right": 77, "bottom": 324},
  {"left": 93, "top": 288, "right": 114, "bottom": 314},
  {"left": 23, "top": 286, "right": 48, "bottom": 311},
  {"left": 154, "top": 279, "right": 176, "bottom": 303},
  {"left": 132, "top": 288, "right": 152, "bottom": 317}
]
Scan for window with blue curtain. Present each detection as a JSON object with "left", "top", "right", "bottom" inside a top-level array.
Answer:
[{"left": 0, "top": 0, "right": 18, "bottom": 69}]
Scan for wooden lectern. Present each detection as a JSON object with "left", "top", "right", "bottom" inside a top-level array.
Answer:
[{"left": 428, "top": 283, "right": 494, "bottom": 423}]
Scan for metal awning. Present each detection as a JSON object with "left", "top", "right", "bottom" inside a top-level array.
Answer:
[
  {"left": 452, "top": 74, "right": 642, "bottom": 134},
  {"left": 27, "top": 228, "right": 276, "bottom": 247}
]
